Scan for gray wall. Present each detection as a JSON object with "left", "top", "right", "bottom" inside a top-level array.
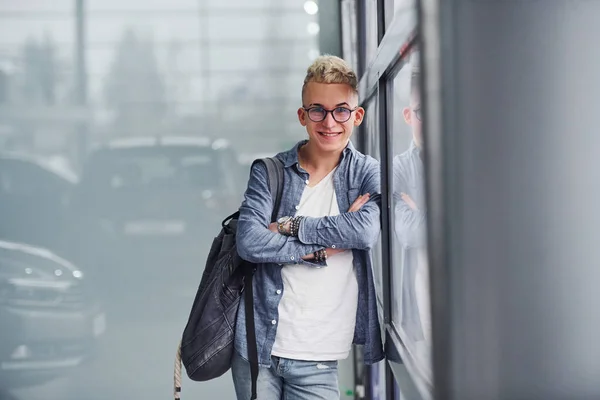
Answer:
[{"left": 426, "top": 1, "right": 600, "bottom": 398}]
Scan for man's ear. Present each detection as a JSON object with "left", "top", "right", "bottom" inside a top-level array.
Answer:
[
  {"left": 353, "top": 107, "right": 365, "bottom": 126},
  {"left": 403, "top": 107, "right": 412, "bottom": 124},
  {"left": 297, "top": 108, "right": 308, "bottom": 126}
]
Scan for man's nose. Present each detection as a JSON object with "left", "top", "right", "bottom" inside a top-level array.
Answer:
[{"left": 322, "top": 112, "right": 337, "bottom": 128}]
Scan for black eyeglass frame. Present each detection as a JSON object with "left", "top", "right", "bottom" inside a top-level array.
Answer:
[
  {"left": 301, "top": 106, "right": 359, "bottom": 123},
  {"left": 413, "top": 108, "right": 422, "bottom": 121}
]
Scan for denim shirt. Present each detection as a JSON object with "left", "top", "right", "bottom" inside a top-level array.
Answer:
[
  {"left": 393, "top": 140, "right": 427, "bottom": 248},
  {"left": 393, "top": 140, "right": 427, "bottom": 341},
  {"left": 234, "top": 140, "right": 385, "bottom": 367}
]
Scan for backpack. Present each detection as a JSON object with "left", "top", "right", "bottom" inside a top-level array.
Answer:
[{"left": 174, "top": 157, "right": 284, "bottom": 400}]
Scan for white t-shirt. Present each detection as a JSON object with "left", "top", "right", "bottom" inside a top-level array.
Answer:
[{"left": 271, "top": 169, "right": 359, "bottom": 361}]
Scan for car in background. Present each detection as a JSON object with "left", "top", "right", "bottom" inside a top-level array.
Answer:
[
  {"left": 70, "top": 136, "right": 244, "bottom": 277},
  {"left": 0, "top": 240, "right": 105, "bottom": 389},
  {"left": 0, "top": 153, "right": 78, "bottom": 258}
]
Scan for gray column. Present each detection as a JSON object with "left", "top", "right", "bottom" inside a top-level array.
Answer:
[{"left": 423, "top": 1, "right": 600, "bottom": 398}]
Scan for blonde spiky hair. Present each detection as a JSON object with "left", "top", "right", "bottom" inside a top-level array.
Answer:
[{"left": 301, "top": 55, "right": 358, "bottom": 102}]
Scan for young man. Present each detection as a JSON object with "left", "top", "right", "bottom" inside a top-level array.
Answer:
[
  {"left": 393, "top": 68, "right": 430, "bottom": 346},
  {"left": 233, "top": 55, "right": 384, "bottom": 400},
  {"left": 394, "top": 69, "right": 426, "bottom": 249}
]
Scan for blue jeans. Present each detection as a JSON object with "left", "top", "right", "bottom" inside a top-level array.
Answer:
[{"left": 231, "top": 351, "right": 340, "bottom": 400}]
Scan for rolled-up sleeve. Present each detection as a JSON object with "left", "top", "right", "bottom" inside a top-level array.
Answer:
[
  {"left": 392, "top": 155, "right": 427, "bottom": 248},
  {"left": 394, "top": 198, "right": 427, "bottom": 248}
]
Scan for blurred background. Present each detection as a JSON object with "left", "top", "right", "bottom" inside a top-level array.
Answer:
[
  {"left": 0, "top": 0, "right": 342, "bottom": 399},
  {"left": 5, "top": 1, "right": 599, "bottom": 399}
]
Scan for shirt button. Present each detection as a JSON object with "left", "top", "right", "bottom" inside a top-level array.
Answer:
[
  {"left": 331, "top": 245, "right": 336, "bottom": 249},
  {"left": 295, "top": 205, "right": 300, "bottom": 210},
  {"left": 271, "top": 320, "right": 277, "bottom": 325},
  {"left": 276, "top": 289, "right": 282, "bottom": 295},
  {"left": 290, "top": 256, "right": 295, "bottom": 260},
  {"left": 305, "top": 180, "right": 309, "bottom": 185}
]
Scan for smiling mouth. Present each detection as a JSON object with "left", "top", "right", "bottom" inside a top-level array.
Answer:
[{"left": 319, "top": 132, "right": 342, "bottom": 137}]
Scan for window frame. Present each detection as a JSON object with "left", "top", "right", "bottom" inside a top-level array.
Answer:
[{"left": 347, "top": 4, "right": 433, "bottom": 400}]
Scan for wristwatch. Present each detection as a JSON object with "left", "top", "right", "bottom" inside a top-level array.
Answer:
[{"left": 277, "top": 216, "right": 292, "bottom": 235}]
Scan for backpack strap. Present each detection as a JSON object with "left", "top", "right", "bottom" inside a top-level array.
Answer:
[
  {"left": 250, "top": 157, "right": 284, "bottom": 222},
  {"left": 245, "top": 156, "right": 284, "bottom": 400},
  {"left": 243, "top": 265, "right": 259, "bottom": 400}
]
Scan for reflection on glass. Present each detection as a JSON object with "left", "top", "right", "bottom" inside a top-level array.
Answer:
[
  {"left": 365, "top": 98, "right": 380, "bottom": 160},
  {"left": 369, "top": 361, "right": 387, "bottom": 400},
  {"left": 394, "top": 0, "right": 416, "bottom": 14},
  {"left": 366, "top": 0, "right": 379, "bottom": 64},
  {"left": 390, "top": 50, "right": 432, "bottom": 381},
  {"left": 362, "top": 98, "right": 385, "bottom": 306},
  {"left": 341, "top": 0, "right": 359, "bottom": 73}
]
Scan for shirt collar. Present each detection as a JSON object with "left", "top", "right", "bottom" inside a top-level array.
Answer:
[
  {"left": 409, "top": 140, "right": 425, "bottom": 159},
  {"left": 280, "top": 139, "right": 356, "bottom": 168},
  {"left": 409, "top": 140, "right": 419, "bottom": 153}
]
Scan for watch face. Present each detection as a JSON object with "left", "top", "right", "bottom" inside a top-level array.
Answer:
[{"left": 277, "top": 216, "right": 290, "bottom": 224}]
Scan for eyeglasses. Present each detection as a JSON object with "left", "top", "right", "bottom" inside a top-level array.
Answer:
[
  {"left": 413, "top": 108, "right": 422, "bottom": 121},
  {"left": 302, "top": 106, "right": 358, "bottom": 123}
]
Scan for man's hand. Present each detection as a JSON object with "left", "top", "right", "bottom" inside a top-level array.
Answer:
[
  {"left": 401, "top": 192, "right": 418, "bottom": 211},
  {"left": 302, "top": 247, "right": 345, "bottom": 260},
  {"left": 271, "top": 193, "right": 370, "bottom": 257},
  {"left": 270, "top": 193, "right": 370, "bottom": 233},
  {"left": 348, "top": 193, "right": 370, "bottom": 212}
]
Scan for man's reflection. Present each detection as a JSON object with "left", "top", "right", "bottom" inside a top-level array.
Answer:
[{"left": 393, "top": 68, "right": 430, "bottom": 348}]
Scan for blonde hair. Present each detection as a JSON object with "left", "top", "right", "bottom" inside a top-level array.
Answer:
[{"left": 302, "top": 55, "right": 358, "bottom": 102}]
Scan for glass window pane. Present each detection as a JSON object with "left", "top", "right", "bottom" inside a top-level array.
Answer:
[
  {"left": 341, "top": 0, "right": 359, "bottom": 73},
  {"left": 389, "top": 48, "right": 432, "bottom": 382},
  {"left": 365, "top": 0, "right": 379, "bottom": 66},
  {"left": 207, "top": 15, "right": 315, "bottom": 40},
  {"left": 394, "top": 0, "right": 416, "bottom": 13},
  {"left": 362, "top": 95, "right": 384, "bottom": 308},
  {"left": 384, "top": 0, "right": 395, "bottom": 30},
  {"left": 369, "top": 360, "right": 388, "bottom": 400},
  {"left": 364, "top": 95, "right": 380, "bottom": 160},
  {"left": 394, "top": 380, "right": 402, "bottom": 400}
]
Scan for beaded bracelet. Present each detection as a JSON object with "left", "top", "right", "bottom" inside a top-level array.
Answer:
[
  {"left": 290, "top": 216, "right": 304, "bottom": 237},
  {"left": 313, "top": 250, "right": 320, "bottom": 262},
  {"left": 313, "top": 248, "right": 327, "bottom": 263}
]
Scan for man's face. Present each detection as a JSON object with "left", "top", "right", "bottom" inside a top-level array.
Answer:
[
  {"left": 298, "top": 82, "right": 364, "bottom": 154},
  {"left": 403, "top": 93, "right": 422, "bottom": 148}
]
